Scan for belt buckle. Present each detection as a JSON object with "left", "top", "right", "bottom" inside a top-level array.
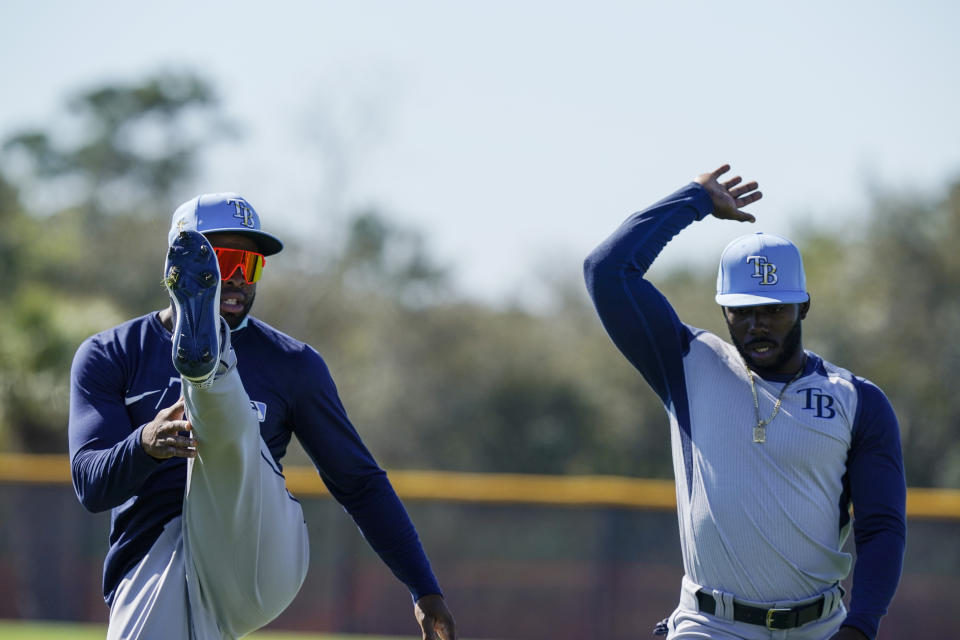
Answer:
[{"left": 765, "top": 607, "right": 793, "bottom": 630}]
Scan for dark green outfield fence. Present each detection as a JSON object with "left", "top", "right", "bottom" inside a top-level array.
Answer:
[{"left": 1, "top": 455, "right": 957, "bottom": 639}]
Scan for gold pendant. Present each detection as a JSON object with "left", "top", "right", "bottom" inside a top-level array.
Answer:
[{"left": 753, "top": 426, "right": 766, "bottom": 443}]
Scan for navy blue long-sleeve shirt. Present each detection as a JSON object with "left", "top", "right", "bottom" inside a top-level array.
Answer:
[{"left": 69, "top": 312, "right": 441, "bottom": 605}]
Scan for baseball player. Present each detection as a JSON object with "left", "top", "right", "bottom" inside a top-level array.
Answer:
[
  {"left": 583, "top": 165, "right": 905, "bottom": 639},
  {"left": 68, "top": 194, "right": 456, "bottom": 639}
]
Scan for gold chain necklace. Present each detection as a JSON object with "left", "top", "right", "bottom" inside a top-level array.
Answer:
[{"left": 743, "top": 357, "right": 805, "bottom": 443}]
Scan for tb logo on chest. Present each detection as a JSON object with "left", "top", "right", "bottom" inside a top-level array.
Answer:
[{"left": 797, "top": 387, "right": 836, "bottom": 419}]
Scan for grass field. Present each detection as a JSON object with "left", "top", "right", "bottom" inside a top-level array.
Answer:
[{"left": 0, "top": 620, "right": 413, "bottom": 640}]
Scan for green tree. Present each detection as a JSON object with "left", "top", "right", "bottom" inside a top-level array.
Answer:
[
  {"left": 796, "top": 181, "right": 960, "bottom": 487},
  {"left": 4, "top": 70, "right": 229, "bottom": 222},
  {"left": 0, "top": 70, "right": 232, "bottom": 452},
  {"left": 4, "top": 68, "right": 957, "bottom": 488},
  {"left": 260, "top": 213, "right": 670, "bottom": 476}
]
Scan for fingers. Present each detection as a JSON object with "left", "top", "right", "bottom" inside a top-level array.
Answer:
[
  {"left": 722, "top": 175, "right": 742, "bottom": 190},
  {"left": 143, "top": 419, "right": 198, "bottom": 459},
  {"left": 710, "top": 164, "right": 731, "bottom": 180},
  {"left": 421, "top": 618, "right": 455, "bottom": 640},
  {"left": 729, "top": 180, "right": 759, "bottom": 199},
  {"left": 434, "top": 619, "right": 457, "bottom": 640},
  {"left": 415, "top": 596, "right": 456, "bottom": 640},
  {"left": 158, "top": 421, "right": 196, "bottom": 449},
  {"left": 159, "top": 437, "right": 198, "bottom": 458},
  {"left": 728, "top": 180, "right": 761, "bottom": 222},
  {"left": 155, "top": 420, "right": 193, "bottom": 437},
  {"left": 159, "top": 433, "right": 199, "bottom": 459},
  {"left": 161, "top": 396, "right": 186, "bottom": 420},
  {"left": 420, "top": 617, "right": 440, "bottom": 640},
  {"left": 735, "top": 189, "right": 762, "bottom": 208}
]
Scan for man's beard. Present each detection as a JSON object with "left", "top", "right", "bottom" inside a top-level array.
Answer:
[{"left": 728, "top": 317, "right": 803, "bottom": 375}]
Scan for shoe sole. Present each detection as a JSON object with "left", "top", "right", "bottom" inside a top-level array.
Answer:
[{"left": 165, "top": 230, "right": 221, "bottom": 381}]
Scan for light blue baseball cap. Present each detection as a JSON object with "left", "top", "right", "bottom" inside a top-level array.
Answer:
[
  {"left": 715, "top": 232, "right": 809, "bottom": 307},
  {"left": 168, "top": 193, "right": 284, "bottom": 256}
]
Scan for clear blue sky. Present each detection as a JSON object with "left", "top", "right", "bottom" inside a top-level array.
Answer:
[{"left": 3, "top": 1, "right": 958, "bottom": 304}]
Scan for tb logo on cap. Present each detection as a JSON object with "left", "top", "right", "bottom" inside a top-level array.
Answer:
[
  {"left": 747, "top": 255, "right": 778, "bottom": 285},
  {"left": 227, "top": 198, "right": 256, "bottom": 229}
]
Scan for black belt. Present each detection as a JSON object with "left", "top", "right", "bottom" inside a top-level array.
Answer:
[{"left": 695, "top": 590, "right": 825, "bottom": 630}]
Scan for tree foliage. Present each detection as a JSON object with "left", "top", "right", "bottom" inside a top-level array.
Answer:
[
  {"left": 0, "top": 70, "right": 230, "bottom": 451},
  {"left": 1, "top": 71, "right": 958, "bottom": 487},
  {"left": 4, "top": 70, "right": 229, "bottom": 221},
  {"left": 794, "top": 185, "right": 960, "bottom": 487}
]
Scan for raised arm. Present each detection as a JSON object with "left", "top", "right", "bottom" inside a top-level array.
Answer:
[{"left": 583, "top": 165, "right": 760, "bottom": 403}]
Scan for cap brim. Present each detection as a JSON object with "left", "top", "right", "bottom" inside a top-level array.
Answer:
[
  {"left": 715, "top": 291, "right": 810, "bottom": 307},
  {"left": 200, "top": 228, "right": 284, "bottom": 256}
]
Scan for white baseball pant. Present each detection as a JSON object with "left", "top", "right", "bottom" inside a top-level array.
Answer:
[
  {"left": 666, "top": 575, "right": 847, "bottom": 639},
  {"left": 107, "top": 359, "right": 309, "bottom": 639}
]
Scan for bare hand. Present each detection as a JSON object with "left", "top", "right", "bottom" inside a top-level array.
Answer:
[
  {"left": 141, "top": 397, "right": 198, "bottom": 460},
  {"left": 830, "top": 626, "right": 869, "bottom": 640},
  {"left": 415, "top": 594, "right": 456, "bottom": 640},
  {"left": 694, "top": 164, "right": 762, "bottom": 222}
]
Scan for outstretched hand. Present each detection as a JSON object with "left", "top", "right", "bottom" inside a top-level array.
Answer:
[
  {"left": 694, "top": 164, "right": 762, "bottom": 222},
  {"left": 415, "top": 594, "right": 456, "bottom": 640},
  {"left": 141, "top": 397, "right": 197, "bottom": 460}
]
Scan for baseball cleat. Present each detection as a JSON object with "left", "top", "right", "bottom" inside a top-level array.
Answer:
[{"left": 164, "top": 230, "right": 222, "bottom": 385}]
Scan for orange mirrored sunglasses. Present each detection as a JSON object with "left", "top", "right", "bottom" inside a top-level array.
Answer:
[{"left": 213, "top": 247, "right": 265, "bottom": 284}]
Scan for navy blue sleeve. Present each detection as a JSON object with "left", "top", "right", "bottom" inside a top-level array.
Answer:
[
  {"left": 583, "top": 182, "right": 714, "bottom": 404},
  {"left": 291, "top": 347, "right": 441, "bottom": 601},
  {"left": 842, "top": 380, "right": 906, "bottom": 639},
  {"left": 68, "top": 336, "right": 163, "bottom": 512}
]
